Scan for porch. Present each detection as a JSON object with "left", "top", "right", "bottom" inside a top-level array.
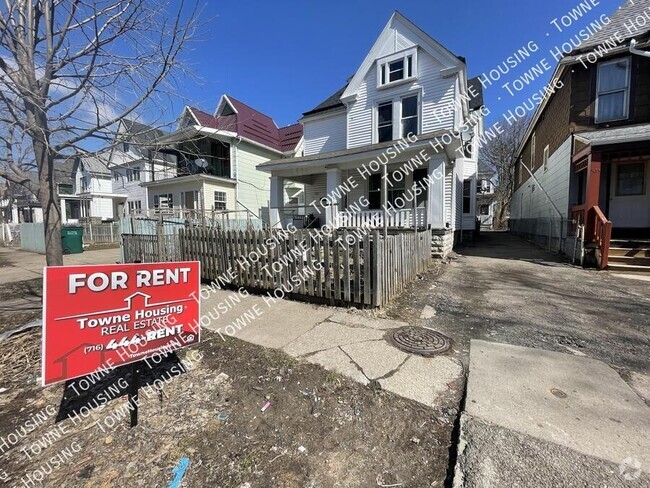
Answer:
[
  {"left": 258, "top": 131, "right": 460, "bottom": 232},
  {"left": 570, "top": 126, "right": 650, "bottom": 269}
]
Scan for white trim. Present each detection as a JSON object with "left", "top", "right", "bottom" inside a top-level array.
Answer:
[
  {"left": 214, "top": 94, "right": 239, "bottom": 117},
  {"left": 341, "top": 12, "right": 464, "bottom": 102},
  {"left": 376, "top": 47, "right": 418, "bottom": 89}
]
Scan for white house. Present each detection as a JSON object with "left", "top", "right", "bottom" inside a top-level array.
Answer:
[
  {"left": 258, "top": 12, "right": 484, "bottom": 256},
  {"left": 476, "top": 161, "right": 498, "bottom": 229},
  {"left": 141, "top": 95, "right": 304, "bottom": 226},
  {"left": 109, "top": 119, "right": 177, "bottom": 217}
]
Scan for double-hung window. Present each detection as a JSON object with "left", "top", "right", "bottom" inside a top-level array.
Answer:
[
  {"left": 377, "top": 102, "right": 393, "bottom": 143},
  {"left": 463, "top": 180, "right": 472, "bottom": 214},
  {"left": 401, "top": 95, "right": 419, "bottom": 138},
  {"left": 214, "top": 191, "right": 227, "bottom": 211},
  {"left": 596, "top": 58, "right": 631, "bottom": 123}
]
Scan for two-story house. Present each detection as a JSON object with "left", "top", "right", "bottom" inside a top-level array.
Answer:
[
  {"left": 141, "top": 95, "right": 304, "bottom": 226},
  {"left": 68, "top": 153, "right": 120, "bottom": 222},
  {"left": 511, "top": 0, "right": 650, "bottom": 273},
  {"left": 110, "top": 119, "right": 177, "bottom": 217},
  {"left": 258, "top": 12, "right": 484, "bottom": 256}
]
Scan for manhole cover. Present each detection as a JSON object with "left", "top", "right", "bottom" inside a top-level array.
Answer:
[{"left": 386, "top": 327, "right": 451, "bottom": 356}]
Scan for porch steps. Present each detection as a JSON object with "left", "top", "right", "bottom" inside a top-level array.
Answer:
[{"left": 607, "top": 240, "right": 650, "bottom": 275}]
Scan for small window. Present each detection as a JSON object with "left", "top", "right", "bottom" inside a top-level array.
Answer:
[
  {"left": 132, "top": 167, "right": 140, "bottom": 181},
  {"left": 388, "top": 59, "right": 404, "bottom": 83},
  {"left": 377, "top": 102, "right": 393, "bottom": 143},
  {"left": 543, "top": 145, "right": 550, "bottom": 172},
  {"left": 154, "top": 193, "right": 173, "bottom": 209},
  {"left": 480, "top": 204, "right": 490, "bottom": 215},
  {"left": 463, "top": 179, "right": 472, "bottom": 214},
  {"left": 214, "top": 191, "right": 227, "bottom": 211},
  {"left": 596, "top": 58, "right": 631, "bottom": 123},
  {"left": 377, "top": 50, "right": 417, "bottom": 88},
  {"left": 616, "top": 163, "right": 645, "bottom": 196},
  {"left": 127, "top": 200, "right": 142, "bottom": 213},
  {"left": 401, "top": 95, "right": 419, "bottom": 138},
  {"left": 113, "top": 172, "right": 120, "bottom": 182}
]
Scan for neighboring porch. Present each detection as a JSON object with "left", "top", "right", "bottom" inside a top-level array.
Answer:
[{"left": 570, "top": 126, "right": 650, "bottom": 271}]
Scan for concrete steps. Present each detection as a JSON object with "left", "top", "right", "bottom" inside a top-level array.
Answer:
[{"left": 608, "top": 240, "right": 650, "bottom": 275}]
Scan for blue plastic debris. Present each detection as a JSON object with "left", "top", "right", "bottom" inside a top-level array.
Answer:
[{"left": 168, "top": 457, "right": 190, "bottom": 488}]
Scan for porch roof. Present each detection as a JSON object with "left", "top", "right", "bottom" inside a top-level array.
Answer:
[
  {"left": 141, "top": 174, "right": 236, "bottom": 188},
  {"left": 257, "top": 129, "right": 460, "bottom": 174},
  {"left": 575, "top": 124, "right": 650, "bottom": 147}
]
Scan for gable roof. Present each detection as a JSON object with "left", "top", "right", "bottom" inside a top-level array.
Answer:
[
  {"left": 78, "top": 154, "right": 111, "bottom": 176},
  {"left": 341, "top": 11, "right": 466, "bottom": 102},
  {"left": 185, "top": 95, "right": 303, "bottom": 153},
  {"left": 574, "top": 0, "right": 650, "bottom": 53}
]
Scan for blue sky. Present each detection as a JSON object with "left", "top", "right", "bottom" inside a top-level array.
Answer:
[{"left": 176, "top": 0, "right": 624, "bottom": 127}]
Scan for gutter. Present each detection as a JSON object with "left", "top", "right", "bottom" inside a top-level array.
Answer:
[{"left": 630, "top": 39, "right": 650, "bottom": 58}]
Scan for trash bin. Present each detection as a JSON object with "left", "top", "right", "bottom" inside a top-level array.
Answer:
[{"left": 61, "top": 226, "right": 84, "bottom": 254}]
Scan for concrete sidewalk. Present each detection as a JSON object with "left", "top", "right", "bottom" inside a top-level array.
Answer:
[
  {"left": 201, "top": 289, "right": 464, "bottom": 407},
  {"left": 454, "top": 340, "right": 650, "bottom": 487},
  {"left": 0, "top": 246, "right": 120, "bottom": 285}
]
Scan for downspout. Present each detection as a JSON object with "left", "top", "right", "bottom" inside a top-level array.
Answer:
[{"left": 630, "top": 39, "right": 650, "bottom": 58}]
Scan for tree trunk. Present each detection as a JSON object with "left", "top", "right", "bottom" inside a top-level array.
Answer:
[{"left": 34, "top": 139, "right": 64, "bottom": 266}]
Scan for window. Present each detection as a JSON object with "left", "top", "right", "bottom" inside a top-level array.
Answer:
[
  {"left": 530, "top": 132, "right": 536, "bottom": 169},
  {"left": 113, "top": 171, "right": 120, "bottom": 182},
  {"left": 81, "top": 176, "right": 90, "bottom": 192},
  {"left": 596, "top": 58, "right": 631, "bottom": 123},
  {"left": 616, "top": 162, "right": 645, "bottom": 196},
  {"left": 378, "top": 50, "right": 416, "bottom": 87},
  {"left": 543, "top": 145, "right": 550, "bottom": 172},
  {"left": 127, "top": 200, "right": 142, "bottom": 213},
  {"left": 126, "top": 167, "right": 141, "bottom": 182},
  {"left": 123, "top": 142, "right": 130, "bottom": 153},
  {"left": 368, "top": 174, "right": 382, "bottom": 210},
  {"left": 377, "top": 102, "right": 393, "bottom": 143},
  {"left": 401, "top": 95, "right": 419, "bottom": 138},
  {"left": 58, "top": 184, "right": 73, "bottom": 195},
  {"left": 387, "top": 172, "right": 405, "bottom": 207},
  {"left": 463, "top": 179, "right": 472, "bottom": 214},
  {"left": 153, "top": 193, "right": 173, "bottom": 209},
  {"left": 214, "top": 191, "right": 227, "bottom": 211},
  {"left": 413, "top": 168, "right": 428, "bottom": 206},
  {"left": 480, "top": 204, "right": 490, "bottom": 216}
]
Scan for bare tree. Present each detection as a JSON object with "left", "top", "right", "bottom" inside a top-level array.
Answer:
[
  {"left": 0, "top": 0, "right": 199, "bottom": 265},
  {"left": 480, "top": 116, "right": 530, "bottom": 229}
]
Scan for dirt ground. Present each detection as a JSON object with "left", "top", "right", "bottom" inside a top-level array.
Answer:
[
  {"left": 386, "top": 232, "right": 650, "bottom": 400},
  {"left": 0, "top": 326, "right": 458, "bottom": 488},
  {"left": 0, "top": 278, "right": 42, "bottom": 336}
]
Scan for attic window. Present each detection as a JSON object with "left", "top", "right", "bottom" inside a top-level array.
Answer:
[{"left": 377, "top": 49, "right": 417, "bottom": 88}]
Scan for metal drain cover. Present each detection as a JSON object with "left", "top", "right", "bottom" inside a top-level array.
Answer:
[{"left": 387, "top": 327, "right": 451, "bottom": 356}]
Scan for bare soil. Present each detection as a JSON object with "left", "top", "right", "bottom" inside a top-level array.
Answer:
[
  {"left": 0, "top": 278, "right": 42, "bottom": 336},
  {"left": 0, "top": 327, "right": 454, "bottom": 487}
]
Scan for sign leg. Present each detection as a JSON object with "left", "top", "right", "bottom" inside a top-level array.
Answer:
[{"left": 129, "top": 362, "right": 140, "bottom": 428}]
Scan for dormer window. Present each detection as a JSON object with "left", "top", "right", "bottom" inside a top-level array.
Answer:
[{"left": 377, "top": 49, "right": 417, "bottom": 88}]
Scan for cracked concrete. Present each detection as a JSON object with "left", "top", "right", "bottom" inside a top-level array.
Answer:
[{"left": 201, "top": 290, "right": 461, "bottom": 407}]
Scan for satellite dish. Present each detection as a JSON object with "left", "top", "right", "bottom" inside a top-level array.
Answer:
[{"left": 195, "top": 158, "right": 208, "bottom": 168}]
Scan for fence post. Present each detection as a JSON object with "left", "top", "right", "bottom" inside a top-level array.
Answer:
[
  {"left": 88, "top": 223, "right": 93, "bottom": 242},
  {"left": 157, "top": 220, "right": 164, "bottom": 262},
  {"left": 110, "top": 223, "right": 114, "bottom": 243}
]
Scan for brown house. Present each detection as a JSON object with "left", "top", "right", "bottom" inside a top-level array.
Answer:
[{"left": 511, "top": 0, "right": 650, "bottom": 273}]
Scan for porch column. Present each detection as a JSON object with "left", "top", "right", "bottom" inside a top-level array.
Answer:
[
  {"left": 585, "top": 151, "right": 602, "bottom": 240},
  {"left": 11, "top": 204, "right": 18, "bottom": 224},
  {"left": 325, "top": 168, "right": 342, "bottom": 227},
  {"left": 428, "top": 156, "right": 445, "bottom": 229},
  {"left": 269, "top": 175, "right": 284, "bottom": 228},
  {"left": 60, "top": 198, "right": 67, "bottom": 224}
]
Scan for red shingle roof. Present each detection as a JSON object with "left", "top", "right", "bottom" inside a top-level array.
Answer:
[{"left": 187, "top": 97, "right": 302, "bottom": 153}]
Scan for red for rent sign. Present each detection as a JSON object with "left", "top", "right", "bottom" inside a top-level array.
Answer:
[{"left": 42, "top": 262, "right": 201, "bottom": 386}]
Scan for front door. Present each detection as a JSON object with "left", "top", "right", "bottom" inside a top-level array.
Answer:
[{"left": 609, "top": 161, "right": 650, "bottom": 228}]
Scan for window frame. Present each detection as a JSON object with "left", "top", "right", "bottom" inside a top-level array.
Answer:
[
  {"left": 616, "top": 162, "right": 646, "bottom": 197},
  {"left": 376, "top": 48, "right": 418, "bottom": 89},
  {"left": 401, "top": 94, "right": 420, "bottom": 139},
  {"left": 153, "top": 193, "right": 173, "bottom": 209},
  {"left": 213, "top": 191, "right": 227, "bottom": 211},
  {"left": 595, "top": 57, "right": 631, "bottom": 124},
  {"left": 377, "top": 101, "right": 394, "bottom": 143},
  {"left": 543, "top": 145, "right": 550, "bottom": 172},
  {"left": 462, "top": 179, "right": 473, "bottom": 214}
]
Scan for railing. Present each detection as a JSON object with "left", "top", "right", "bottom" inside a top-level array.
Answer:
[
  {"left": 590, "top": 206, "right": 612, "bottom": 270},
  {"left": 336, "top": 208, "right": 426, "bottom": 229}
]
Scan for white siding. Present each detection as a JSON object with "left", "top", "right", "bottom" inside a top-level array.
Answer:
[
  {"left": 511, "top": 137, "right": 572, "bottom": 220},
  {"left": 347, "top": 49, "right": 457, "bottom": 149},
  {"left": 112, "top": 159, "right": 176, "bottom": 212},
  {"left": 203, "top": 181, "right": 236, "bottom": 212},
  {"left": 304, "top": 173, "right": 328, "bottom": 207},
  {"left": 303, "top": 112, "right": 347, "bottom": 156},
  {"left": 235, "top": 141, "right": 277, "bottom": 221}
]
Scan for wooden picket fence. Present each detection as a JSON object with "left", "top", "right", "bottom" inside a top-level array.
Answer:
[
  {"left": 123, "top": 228, "right": 430, "bottom": 307},
  {"left": 122, "top": 233, "right": 181, "bottom": 263}
]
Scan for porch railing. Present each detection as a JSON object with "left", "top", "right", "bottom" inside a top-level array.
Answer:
[
  {"left": 336, "top": 208, "right": 426, "bottom": 229},
  {"left": 590, "top": 206, "right": 612, "bottom": 270}
]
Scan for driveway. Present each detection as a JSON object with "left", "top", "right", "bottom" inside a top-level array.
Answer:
[{"left": 387, "top": 231, "right": 650, "bottom": 401}]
